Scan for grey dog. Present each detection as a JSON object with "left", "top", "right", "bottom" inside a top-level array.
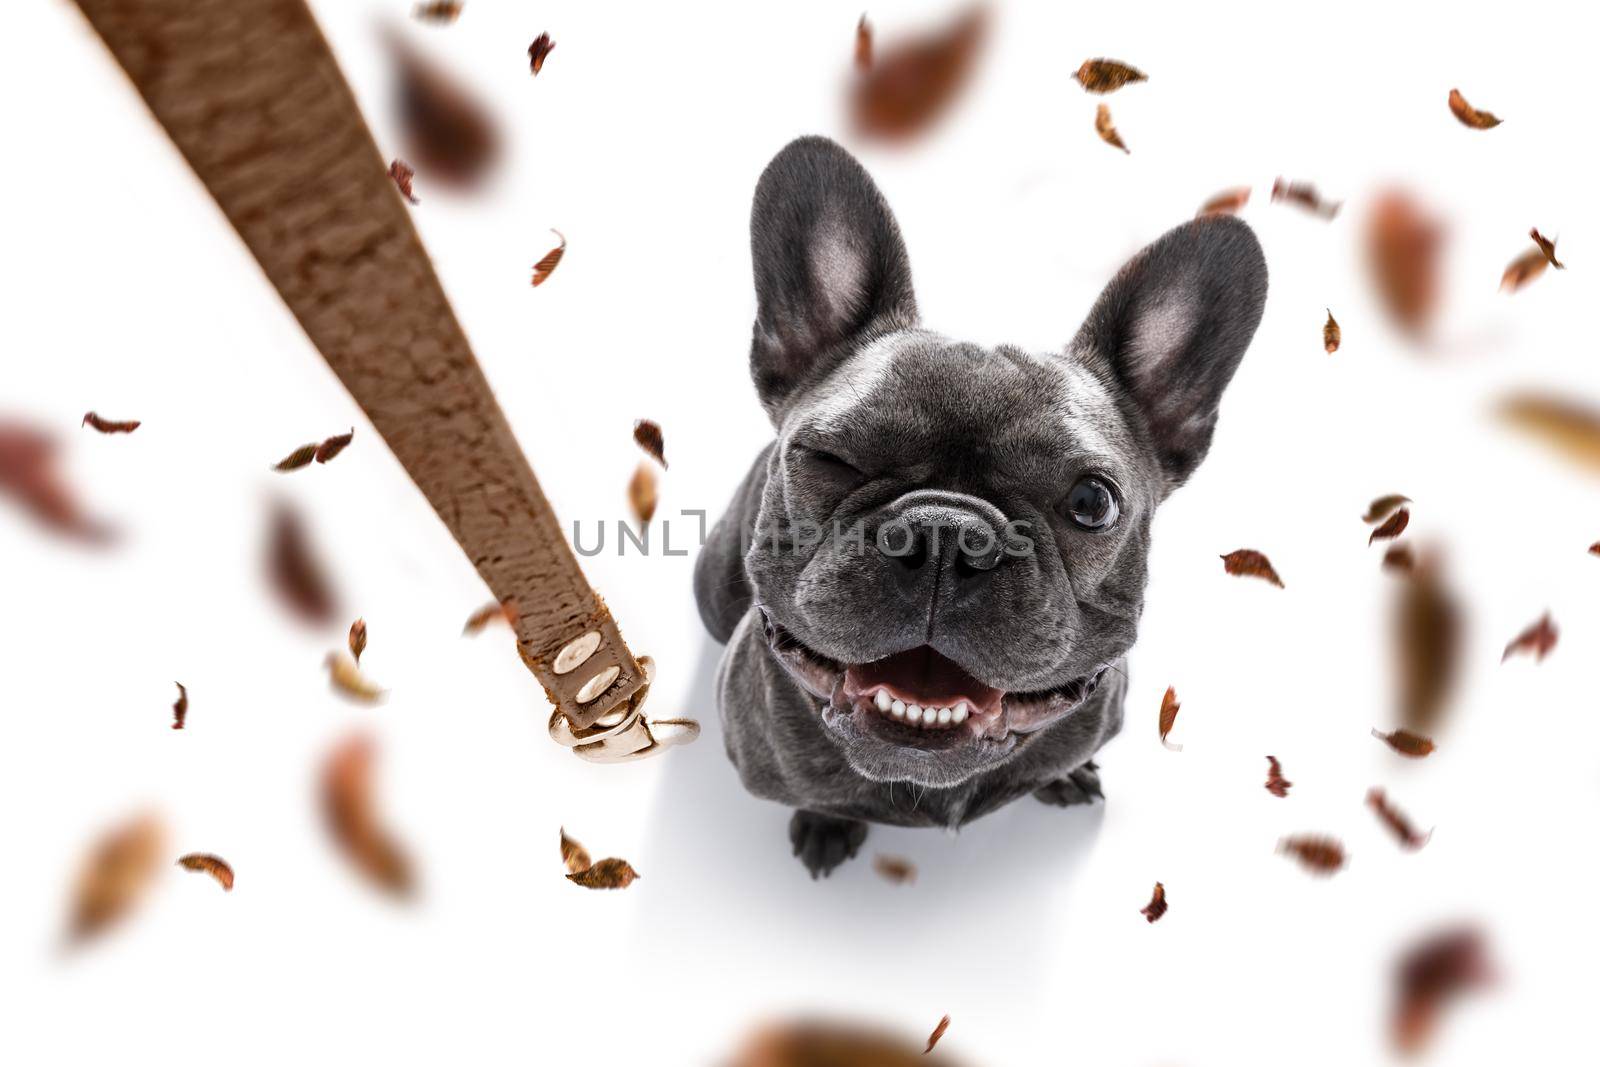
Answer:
[{"left": 693, "top": 136, "right": 1267, "bottom": 877}]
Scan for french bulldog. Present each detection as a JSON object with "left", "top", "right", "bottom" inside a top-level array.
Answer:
[{"left": 694, "top": 136, "right": 1267, "bottom": 877}]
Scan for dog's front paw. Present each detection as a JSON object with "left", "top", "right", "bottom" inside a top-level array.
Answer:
[
  {"left": 788, "top": 809, "right": 868, "bottom": 879},
  {"left": 1033, "top": 761, "right": 1104, "bottom": 808}
]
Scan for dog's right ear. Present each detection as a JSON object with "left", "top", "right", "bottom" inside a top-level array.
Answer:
[{"left": 748, "top": 136, "right": 918, "bottom": 421}]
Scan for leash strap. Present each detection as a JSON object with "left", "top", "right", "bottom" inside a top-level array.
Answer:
[{"left": 72, "top": 0, "right": 696, "bottom": 762}]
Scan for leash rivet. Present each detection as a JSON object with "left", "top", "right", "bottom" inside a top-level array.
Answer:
[
  {"left": 574, "top": 665, "right": 620, "bottom": 704},
  {"left": 553, "top": 630, "right": 601, "bottom": 675}
]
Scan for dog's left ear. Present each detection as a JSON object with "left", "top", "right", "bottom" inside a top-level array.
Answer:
[{"left": 1073, "top": 216, "right": 1267, "bottom": 492}]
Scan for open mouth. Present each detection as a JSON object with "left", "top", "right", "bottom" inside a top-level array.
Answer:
[{"left": 761, "top": 611, "right": 1105, "bottom": 751}]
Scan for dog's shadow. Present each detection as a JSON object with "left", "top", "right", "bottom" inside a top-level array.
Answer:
[{"left": 632, "top": 627, "right": 1106, "bottom": 979}]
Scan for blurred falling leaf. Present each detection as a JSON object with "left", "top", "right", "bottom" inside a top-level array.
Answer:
[
  {"left": 1529, "top": 227, "right": 1564, "bottom": 269},
  {"left": 1158, "top": 686, "right": 1182, "bottom": 751},
  {"left": 849, "top": 5, "right": 988, "bottom": 142},
  {"left": 924, "top": 1014, "right": 951, "bottom": 1054},
  {"left": 527, "top": 32, "right": 555, "bottom": 75},
  {"left": 567, "top": 857, "right": 640, "bottom": 890},
  {"left": 629, "top": 460, "right": 659, "bottom": 524},
  {"left": 1094, "top": 103, "right": 1129, "bottom": 153},
  {"left": 67, "top": 812, "right": 166, "bottom": 946},
  {"left": 325, "top": 650, "right": 386, "bottom": 703},
  {"left": 320, "top": 734, "right": 414, "bottom": 897},
  {"left": 176, "top": 853, "right": 235, "bottom": 891},
  {"left": 348, "top": 618, "right": 367, "bottom": 664},
  {"left": 531, "top": 229, "right": 566, "bottom": 287},
  {"left": 872, "top": 854, "right": 917, "bottom": 885},
  {"left": 1196, "top": 186, "right": 1250, "bottom": 218},
  {"left": 1140, "top": 881, "right": 1167, "bottom": 923},
  {"left": 412, "top": 1, "right": 463, "bottom": 23},
  {"left": 1367, "top": 787, "right": 1431, "bottom": 850},
  {"left": 0, "top": 419, "right": 114, "bottom": 543},
  {"left": 171, "top": 682, "right": 188, "bottom": 730},
  {"left": 314, "top": 429, "right": 353, "bottom": 464},
  {"left": 81, "top": 412, "right": 140, "bottom": 434},
  {"left": 633, "top": 419, "right": 667, "bottom": 468},
  {"left": 1264, "top": 755, "right": 1291, "bottom": 798},
  {"left": 727, "top": 1020, "right": 967, "bottom": 1067},
  {"left": 1271, "top": 178, "right": 1340, "bottom": 219},
  {"left": 1498, "top": 393, "right": 1600, "bottom": 474},
  {"left": 1382, "top": 543, "right": 1416, "bottom": 573},
  {"left": 1364, "top": 494, "right": 1411, "bottom": 524},
  {"left": 1220, "top": 549, "right": 1284, "bottom": 588},
  {"left": 1392, "top": 550, "right": 1461, "bottom": 734},
  {"left": 462, "top": 598, "right": 518, "bottom": 635},
  {"left": 1392, "top": 927, "right": 1494, "bottom": 1055},
  {"left": 854, "top": 15, "right": 872, "bottom": 70},
  {"left": 272, "top": 443, "right": 317, "bottom": 472},
  {"left": 1589, "top": 542, "right": 1600, "bottom": 556},
  {"left": 1369, "top": 508, "right": 1410, "bottom": 545},
  {"left": 1072, "top": 58, "right": 1146, "bottom": 93},
  {"left": 389, "top": 33, "right": 499, "bottom": 187},
  {"left": 559, "top": 828, "right": 592, "bottom": 876},
  {"left": 1365, "top": 190, "right": 1444, "bottom": 338},
  {"left": 387, "top": 158, "right": 419, "bottom": 204},
  {"left": 1447, "top": 88, "right": 1501, "bottom": 129},
  {"left": 1372, "top": 727, "right": 1436, "bottom": 758},
  {"left": 264, "top": 500, "right": 338, "bottom": 626},
  {"left": 1500, "top": 246, "right": 1548, "bottom": 292},
  {"left": 1277, "top": 835, "right": 1345, "bottom": 875},
  {"left": 1501, "top": 612, "right": 1557, "bottom": 663},
  {"left": 1323, "top": 309, "right": 1341, "bottom": 354}
]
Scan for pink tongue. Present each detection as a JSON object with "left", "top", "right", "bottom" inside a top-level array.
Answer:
[{"left": 845, "top": 645, "right": 1004, "bottom": 714}]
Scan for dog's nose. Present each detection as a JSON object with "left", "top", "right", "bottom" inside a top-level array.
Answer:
[{"left": 873, "top": 489, "right": 1009, "bottom": 582}]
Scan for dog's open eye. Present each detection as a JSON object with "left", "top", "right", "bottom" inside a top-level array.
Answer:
[{"left": 1062, "top": 477, "right": 1119, "bottom": 530}]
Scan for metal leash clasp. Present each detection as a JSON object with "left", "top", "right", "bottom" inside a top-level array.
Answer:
[{"left": 547, "top": 656, "right": 700, "bottom": 763}]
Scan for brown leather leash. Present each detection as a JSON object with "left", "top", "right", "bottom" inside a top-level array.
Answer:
[{"left": 72, "top": 0, "right": 696, "bottom": 762}]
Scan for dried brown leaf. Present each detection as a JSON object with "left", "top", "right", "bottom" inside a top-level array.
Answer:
[
  {"left": 1500, "top": 246, "right": 1548, "bottom": 292},
  {"left": 1363, "top": 493, "right": 1412, "bottom": 524},
  {"left": 872, "top": 854, "right": 917, "bottom": 885},
  {"left": 1499, "top": 392, "right": 1600, "bottom": 474},
  {"left": 854, "top": 15, "right": 872, "bottom": 70},
  {"left": 1196, "top": 186, "right": 1251, "bottom": 218},
  {"left": 1271, "top": 177, "right": 1340, "bottom": 219},
  {"left": 849, "top": 5, "right": 987, "bottom": 142},
  {"left": 1369, "top": 507, "right": 1410, "bottom": 545},
  {"left": 348, "top": 618, "right": 367, "bottom": 664},
  {"left": 1589, "top": 541, "right": 1600, "bottom": 556},
  {"left": 924, "top": 1014, "right": 951, "bottom": 1054},
  {"left": 81, "top": 411, "right": 140, "bottom": 434},
  {"left": 1392, "top": 927, "right": 1494, "bottom": 1055},
  {"left": 272, "top": 443, "right": 317, "bottom": 472},
  {"left": 1501, "top": 611, "right": 1557, "bottom": 663},
  {"left": 1447, "top": 88, "right": 1501, "bottom": 129},
  {"left": 1140, "top": 881, "right": 1167, "bottom": 923},
  {"left": 389, "top": 34, "right": 499, "bottom": 187},
  {"left": 171, "top": 681, "right": 188, "bottom": 730},
  {"left": 1072, "top": 58, "right": 1147, "bottom": 94},
  {"left": 325, "top": 650, "right": 385, "bottom": 703},
  {"left": 177, "top": 853, "right": 235, "bottom": 891},
  {"left": 388, "top": 158, "right": 420, "bottom": 204},
  {"left": 1157, "top": 685, "right": 1182, "bottom": 751},
  {"left": 0, "top": 420, "right": 114, "bottom": 543},
  {"left": 1322, "top": 309, "right": 1340, "bottom": 354},
  {"left": 1372, "top": 726, "right": 1436, "bottom": 758},
  {"left": 629, "top": 460, "right": 659, "bottom": 524},
  {"left": 314, "top": 428, "right": 353, "bottom": 464},
  {"left": 320, "top": 734, "right": 414, "bottom": 897},
  {"left": 1365, "top": 190, "right": 1444, "bottom": 337},
  {"left": 264, "top": 501, "right": 338, "bottom": 626},
  {"left": 67, "top": 812, "right": 166, "bottom": 945},
  {"left": 633, "top": 418, "right": 667, "bottom": 468},
  {"left": 1392, "top": 553, "right": 1461, "bottom": 734},
  {"left": 727, "top": 1021, "right": 958, "bottom": 1067},
  {"left": 1382, "top": 543, "right": 1416, "bottom": 574},
  {"left": 1277, "top": 834, "right": 1345, "bottom": 875},
  {"left": 462, "top": 598, "right": 518, "bottom": 635},
  {"left": 559, "top": 828, "right": 592, "bottom": 876},
  {"left": 1529, "top": 227, "right": 1563, "bottom": 269},
  {"left": 1264, "top": 755, "right": 1291, "bottom": 798},
  {"left": 1094, "top": 103, "right": 1129, "bottom": 153},
  {"left": 1220, "top": 548, "right": 1284, "bottom": 588},
  {"left": 528, "top": 32, "right": 555, "bottom": 76},
  {"left": 567, "top": 857, "right": 640, "bottom": 890},
  {"left": 1366, "top": 787, "right": 1431, "bottom": 850},
  {"left": 412, "top": 1, "right": 463, "bottom": 23},
  {"left": 531, "top": 229, "right": 566, "bottom": 286}
]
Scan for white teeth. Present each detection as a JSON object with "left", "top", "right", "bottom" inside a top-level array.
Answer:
[
  {"left": 874, "top": 689, "right": 892, "bottom": 712},
  {"left": 890, "top": 699, "right": 906, "bottom": 718},
  {"left": 907, "top": 704, "right": 924, "bottom": 724},
  {"left": 952, "top": 702, "right": 969, "bottom": 724},
  {"left": 937, "top": 706, "right": 953, "bottom": 725}
]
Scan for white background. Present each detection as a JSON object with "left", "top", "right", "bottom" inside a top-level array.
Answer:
[{"left": 3, "top": 1, "right": 1597, "bottom": 1063}]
